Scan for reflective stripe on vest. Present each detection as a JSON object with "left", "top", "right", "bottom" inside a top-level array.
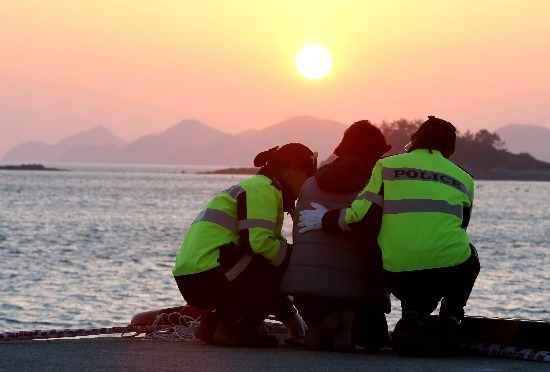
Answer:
[
  {"left": 270, "top": 240, "right": 288, "bottom": 267},
  {"left": 223, "top": 184, "right": 246, "bottom": 199},
  {"left": 193, "top": 210, "right": 278, "bottom": 233},
  {"left": 338, "top": 209, "right": 353, "bottom": 232},
  {"left": 193, "top": 209, "right": 237, "bottom": 232},
  {"left": 225, "top": 255, "right": 253, "bottom": 281},
  {"left": 382, "top": 167, "right": 472, "bottom": 202},
  {"left": 238, "top": 218, "right": 277, "bottom": 231},
  {"left": 355, "top": 191, "right": 384, "bottom": 207},
  {"left": 224, "top": 240, "right": 287, "bottom": 281},
  {"left": 383, "top": 199, "right": 463, "bottom": 220}
]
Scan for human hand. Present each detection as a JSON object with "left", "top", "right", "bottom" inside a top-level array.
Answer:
[{"left": 298, "top": 202, "right": 328, "bottom": 233}]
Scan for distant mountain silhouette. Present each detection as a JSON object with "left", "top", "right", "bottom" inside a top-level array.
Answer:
[
  {"left": 3, "top": 125, "right": 127, "bottom": 163},
  {"left": 234, "top": 129, "right": 259, "bottom": 141},
  {"left": 110, "top": 119, "right": 248, "bottom": 165},
  {"left": 496, "top": 124, "right": 550, "bottom": 162},
  {"left": 452, "top": 136, "right": 550, "bottom": 181},
  {"left": 3, "top": 119, "right": 549, "bottom": 180},
  {"left": 109, "top": 117, "right": 344, "bottom": 166},
  {"left": 3, "top": 116, "right": 346, "bottom": 166},
  {"left": 244, "top": 116, "right": 346, "bottom": 162}
]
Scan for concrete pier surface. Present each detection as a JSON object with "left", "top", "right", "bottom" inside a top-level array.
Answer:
[{"left": 1, "top": 337, "right": 548, "bottom": 372}]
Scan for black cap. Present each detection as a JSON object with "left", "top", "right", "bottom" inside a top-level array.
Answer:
[
  {"left": 408, "top": 116, "right": 456, "bottom": 155},
  {"left": 254, "top": 143, "right": 317, "bottom": 177}
]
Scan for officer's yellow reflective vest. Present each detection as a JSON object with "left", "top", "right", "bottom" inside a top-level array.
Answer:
[
  {"left": 342, "top": 149, "right": 474, "bottom": 272},
  {"left": 172, "top": 174, "right": 288, "bottom": 278}
]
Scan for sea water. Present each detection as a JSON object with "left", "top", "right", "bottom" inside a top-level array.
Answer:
[{"left": 0, "top": 164, "right": 548, "bottom": 332}]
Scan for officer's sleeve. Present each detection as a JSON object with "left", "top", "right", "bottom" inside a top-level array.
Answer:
[
  {"left": 236, "top": 185, "right": 288, "bottom": 266},
  {"left": 346, "top": 161, "right": 384, "bottom": 226},
  {"left": 462, "top": 178, "right": 475, "bottom": 229}
]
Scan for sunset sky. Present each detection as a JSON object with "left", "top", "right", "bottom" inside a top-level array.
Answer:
[{"left": 1, "top": 1, "right": 549, "bottom": 158}]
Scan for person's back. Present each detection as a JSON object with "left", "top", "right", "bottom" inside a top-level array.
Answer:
[
  {"left": 298, "top": 116, "right": 480, "bottom": 357},
  {"left": 373, "top": 148, "right": 474, "bottom": 273},
  {"left": 282, "top": 120, "right": 392, "bottom": 351},
  {"left": 173, "top": 143, "right": 317, "bottom": 348},
  {"left": 282, "top": 155, "right": 387, "bottom": 302}
]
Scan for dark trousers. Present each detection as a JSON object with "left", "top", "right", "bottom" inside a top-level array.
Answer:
[
  {"left": 174, "top": 257, "right": 295, "bottom": 324},
  {"left": 384, "top": 245, "right": 480, "bottom": 321}
]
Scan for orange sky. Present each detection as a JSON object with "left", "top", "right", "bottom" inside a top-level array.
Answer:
[{"left": 1, "top": 1, "right": 549, "bottom": 158}]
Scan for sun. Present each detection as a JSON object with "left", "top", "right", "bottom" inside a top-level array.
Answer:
[{"left": 295, "top": 45, "right": 333, "bottom": 80}]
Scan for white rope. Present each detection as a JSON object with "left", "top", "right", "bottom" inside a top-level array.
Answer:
[
  {"left": 0, "top": 325, "right": 173, "bottom": 341},
  {"left": 140, "top": 314, "right": 288, "bottom": 342},
  {"left": 463, "top": 342, "right": 550, "bottom": 363},
  {"left": 142, "top": 312, "right": 202, "bottom": 342}
]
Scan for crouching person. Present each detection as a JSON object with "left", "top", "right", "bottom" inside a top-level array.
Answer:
[
  {"left": 281, "top": 121, "right": 392, "bottom": 352},
  {"left": 173, "top": 143, "right": 317, "bottom": 347},
  {"left": 298, "top": 117, "right": 480, "bottom": 357}
]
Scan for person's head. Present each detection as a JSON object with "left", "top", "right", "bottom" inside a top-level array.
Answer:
[
  {"left": 333, "top": 120, "right": 392, "bottom": 160},
  {"left": 407, "top": 116, "right": 457, "bottom": 158},
  {"left": 254, "top": 143, "right": 317, "bottom": 198}
]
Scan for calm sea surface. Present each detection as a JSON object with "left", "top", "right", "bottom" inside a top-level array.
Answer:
[{"left": 0, "top": 164, "right": 548, "bottom": 332}]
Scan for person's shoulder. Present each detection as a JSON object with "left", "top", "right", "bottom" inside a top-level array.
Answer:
[
  {"left": 301, "top": 176, "right": 318, "bottom": 190},
  {"left": 445, "top": 160, "right": 474, "bottom": 181},
  {"left": 239, "top": 174, "right": 275, "bottom": 190},
  {"left": 456, "top": 164, "right": 473, "bottom": 177},
  {"left": 377, "top": 152, "right": 406, "bottom": 165},
  {"left": 454, "top": 163, "right": 474, "bottom": 179}
]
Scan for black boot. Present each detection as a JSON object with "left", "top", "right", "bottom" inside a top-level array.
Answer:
[
  {"left": 392, "top": 312, "right": 426, "bottom": 357},
  {"left": 304, "top": 309, "right": 356, "bottom": 352},
  {"left": 195, "top": 311, "right": 220, "bottom": 344},
  {"left": 213, "top": 317, "right": 279, "bottom": 348},
  {"left": 304, "top": 311, "right": 342, "bottom": 351},
  {"left": 356, "top": 311, "right": 390, "bottom": 351},
  {"left": 436, "top": 316, "right": 461, "bottom": 357}
]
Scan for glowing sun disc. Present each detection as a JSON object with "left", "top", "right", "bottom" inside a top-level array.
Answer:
[{"left": 296, "top": 45, "right": 333, "bottom": 79}]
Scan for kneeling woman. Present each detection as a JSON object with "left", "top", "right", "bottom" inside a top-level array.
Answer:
[
  {"left": 281, "top": 121, "right": 392, "bottom": 352},
  {"left": 172, "top": 143, "right": 317, "bottom": 347}
]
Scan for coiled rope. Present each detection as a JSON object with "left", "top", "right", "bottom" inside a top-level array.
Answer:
[
  {"left": 142, "top": 312, "right": 202, "bottom": 341},
  {"left": 0, "top": 311, "right": 204, "bottom": 342}
]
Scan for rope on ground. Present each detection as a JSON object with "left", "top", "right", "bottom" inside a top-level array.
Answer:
[
  {"left": 463, "top": 342, "right": 550, "bottom": 363},
  {"left": 142, "top": 312, "right": 202, "bottom": 341},
  {"left": 0, "top": 325, "right": 174, "bottom": 341}
]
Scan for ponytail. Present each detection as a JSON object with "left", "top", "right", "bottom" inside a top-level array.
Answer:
[{"left": 253, "top": 146, "right": 279, "bottom": 167}]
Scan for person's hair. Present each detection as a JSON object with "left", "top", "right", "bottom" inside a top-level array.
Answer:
[
  {"left": 408, "top": 116, "right": 456, "bottom": 155},
  {"left": 333, "top": 120, "right": 392, "bottom": 159},
  {"left": 254, "top": 143, "right": 317, "bottom": 177}
]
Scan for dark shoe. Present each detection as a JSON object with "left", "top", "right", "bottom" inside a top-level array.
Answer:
[
  {"left": 392, "top": 312, "right": 426, "bottom": 357},
  {"left": 195, "top": 311, "right": 220, "bottom": 344},
  {"left": 436, "top": 316, "right": 461, "bottom": 357},
  {"left": 304, "top": 310, "right": 355, "bottom": 352},
  {"left": 304, "top": 311, "right": 342, "bottom": 351},
  {"left": 213, "top": 319, "right": 279, "bottom": 348},
  {"left": 356, "top": 311, "right": 390, "bottom": 351},
  {"left": 333, "top": 309, "right": 355, "bottom": 352}
]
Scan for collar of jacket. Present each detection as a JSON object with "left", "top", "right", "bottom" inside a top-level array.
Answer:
[{"left": 257, "top": 168, "right": 296, "bottom": 215}]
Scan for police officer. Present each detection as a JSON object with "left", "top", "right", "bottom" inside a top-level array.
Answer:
[
  {"left": 298, "top": 116, "right": 480, "bottom": 357},
  {"left": 173, "top": 143, "right": 317, "bottom": 348}
]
